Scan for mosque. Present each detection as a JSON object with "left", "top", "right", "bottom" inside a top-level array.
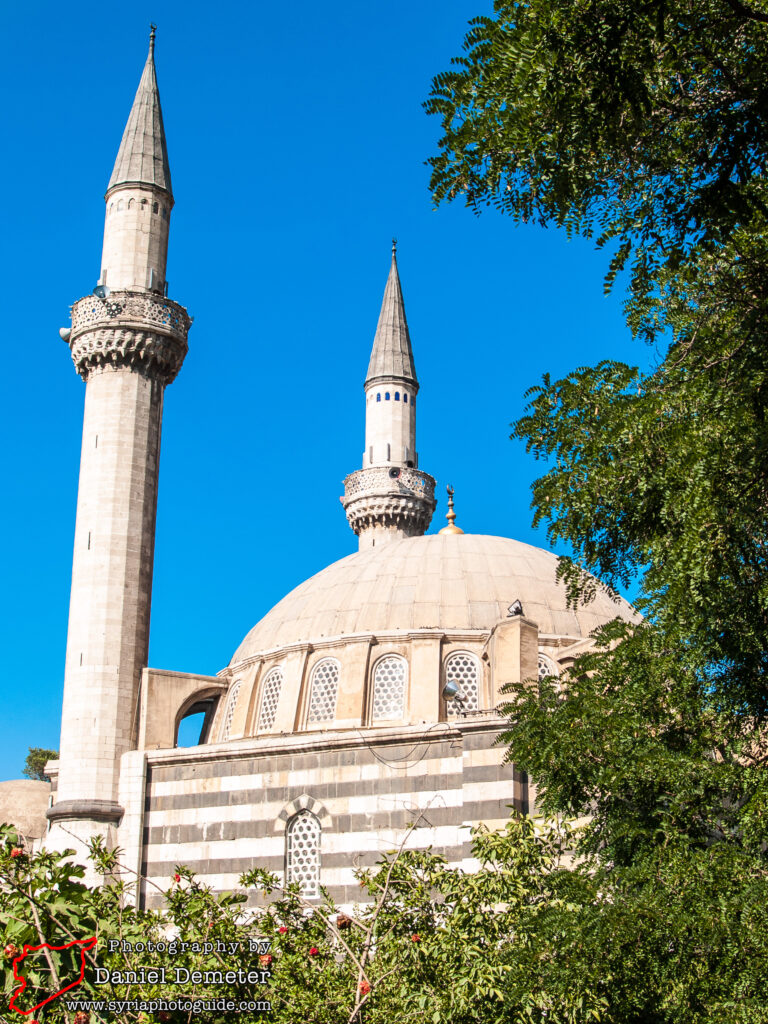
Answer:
[{"left": 37, "top": 32, "right": 635, "bottom": 906}]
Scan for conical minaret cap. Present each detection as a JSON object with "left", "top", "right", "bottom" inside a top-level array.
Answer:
[
  {"left": 107, "top": 26, "right": 172, "bottom": 196},
  {"left": 365, "top": 241, "right": 417, "bottom": 388}
]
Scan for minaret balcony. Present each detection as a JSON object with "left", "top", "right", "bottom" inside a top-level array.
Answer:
[
  {"left": 342, "top": 466, "right": 436, "bottom": 504},
  {"left": 67, "top": 290, "right": 191, "bottom": 384},
  {"left": 70, "top": 290, "right": 191, "bottom": 344}
]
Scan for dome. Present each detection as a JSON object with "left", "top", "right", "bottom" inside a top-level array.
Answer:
[{"left": 232, "top": 533, "right": 636, "bottom": 664}]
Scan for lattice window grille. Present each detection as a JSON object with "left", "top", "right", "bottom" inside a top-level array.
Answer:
[
  {"left": 445, "top": 653, "right": 480, "bottom": 716},
  {"left": 372, "top": 656, "right": 406, "bottom": 720},
  {"left": 286, "top": 811, "right": 321, "bottom": 898},
  {"left": 307, "top": 660, "right": 339, "bottom": 724},
  {"left": 538, "top": 654, "right": 559, "bottom": 681},
  {"left": 259, "top": 667, "right": 283, "bottom": 732},
  {"left": 220, "top": 680, "right": 242, "bottom": 741}
]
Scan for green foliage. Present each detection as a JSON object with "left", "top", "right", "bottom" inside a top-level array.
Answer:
[
  {"left": 428, "top": 2, "right": 768, "bottom": 1021},
  {"left": 1, "top": 817, "right": 608, "bottom": 1024},
  {"left": 22, "top": 748, "right": 58, "bottom": 783},
  {"left": 426, "top": 0, "right": 768, "bottom": 330}
]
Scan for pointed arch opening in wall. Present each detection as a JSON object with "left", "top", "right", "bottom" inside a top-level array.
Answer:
[
  {"left": 307, "top": 658, "right": 340, "bottom": 724},
  {"left": 258, "top": 666, "right": 283, "bottom": 732},
  {"left": 444, "top": 651, "right": 481, "bottom": 717},
  {"left": 371, "top": 654, "right": 407, "bottom": 721},
  {"left": 285, "top": 810, "right": 321, "bottom": 898},
  {"left": 219, "top": 679, "right": 242, "bottom": 741},
  {"left": 174, "top": 690, "right": 221, "bottom": 747}
]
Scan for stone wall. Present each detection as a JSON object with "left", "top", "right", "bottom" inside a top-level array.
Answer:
[{"left": 136, "top": 717, "right": 526, "bottom": 908}]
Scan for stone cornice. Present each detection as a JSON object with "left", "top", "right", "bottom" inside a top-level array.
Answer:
[{"left": 223, "top": 627, "right": 491, "bottom": 675}]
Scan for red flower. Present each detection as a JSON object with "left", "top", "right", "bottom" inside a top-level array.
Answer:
[
  {"left": 278, "top": 925, "right": 288, "bottom": 934},
  {"left": 74, "top": 1013, "right": 90, "bottom": 1024},
  {"left": 173, "top": 872, "right": 181, "bottom": 882},
  {"left": 309, "top": 946, "right": 319, "bottom": 956},
  {"left": 411, "top": 933, "right": 421, "bottom": 943},
  {"left": 10, "top": 848, "right": 23, "bottom": 858},
  {"left": 259, "top": 953, "right": 273, "bottom": 967},
  {"left": 359, "top": 980, "right": 371, "bottom": 995}
]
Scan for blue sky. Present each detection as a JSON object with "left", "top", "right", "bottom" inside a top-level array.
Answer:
[{"left": 0, "top": 0, "right": 653, "bottom": 779}]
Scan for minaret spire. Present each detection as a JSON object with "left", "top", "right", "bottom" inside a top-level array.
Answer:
[
  {"left": 341, "top": 243, "right": 436, "bottom": 549},
  {"left": 108, "top": 25, "right": 171, "bottom": 196},
  {"left": 365, "top": 239, "right": 417, "bottom": 388}
]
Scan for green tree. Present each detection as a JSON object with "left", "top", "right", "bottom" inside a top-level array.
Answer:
[
  {"left": 22, "top": 748, "right": 58, "bottom": 783},
  {"left": 424, "top": 2, "right": 768, "bottom": 1021},
  {"left": 1, "top": 818, "right": 591, "bottom": 1024}
]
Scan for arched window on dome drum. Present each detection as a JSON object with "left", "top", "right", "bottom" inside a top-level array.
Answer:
[
  {"left": 444, "top": 652, "right": 480, "bottom": 717},
  {"left": 219, "top": 679, "right": 242, "bottom": 741},
  {"left": 285, "top": 810, "right": 321, "bottom": 898},
  {"left": 258, "top": 666, "right": 283, "bottom": 732},
  {"left": 371, "top": 655, "right": 407, "bottom": 721},
  {"left": 307, "top": 659, "right": 340, "bottom": 724}
]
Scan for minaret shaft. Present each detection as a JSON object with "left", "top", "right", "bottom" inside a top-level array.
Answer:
[
  {"left": 100, "top": 186, "right": 171, "bottom": 293},
  {"left": 363, "top": 381, "right": 417, "bottom": 468},
  {"left": 47, "top": 33, "right": 190, "bottom": 857},
  {"left": 58, "top": 372, "right": 162, "bottom": 804}
]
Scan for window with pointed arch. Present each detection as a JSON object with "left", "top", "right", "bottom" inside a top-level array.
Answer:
[
  {"left": 444, "top": 651, "right": 481, "bottom": 717},
  {"left": 285, "top": 810, "right": 321, "bottom": 898},
  {"left": 258, "top": 666, "right": 283, "bottom": 732},
  {"left": 371, "top": 654, "right": 407, "bottom": 721},
  {"left": 307, "top": 658, "right": 340, "bottom": 724},
  {"left": 219, "top": 679, "right": 242, "bottom": 741}
]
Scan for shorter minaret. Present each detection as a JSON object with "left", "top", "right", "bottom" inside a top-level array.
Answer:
[{"left": 341, "top": 243, "right": 436, "bottom": 548}]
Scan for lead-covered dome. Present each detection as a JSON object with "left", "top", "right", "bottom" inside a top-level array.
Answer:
[{"left": 231, "top": 533, "right": 635, "bottom": 665}]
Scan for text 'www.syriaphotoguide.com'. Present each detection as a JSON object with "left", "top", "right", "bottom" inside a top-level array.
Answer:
[{"left": 63, "top": 997, "right": 271, "bottom": 1014}]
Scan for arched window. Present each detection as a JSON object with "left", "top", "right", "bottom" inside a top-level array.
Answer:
[
  {"left": 377, "top": 393, "right": 381, "bottom": 402},
  {"left": 385, "top": 392, "right": 390, "bottom": 400},
  {"left": 219, "top": 680, "right": 242, "bottom": 740},
  {"left": 259, "top": 666, "right": 283, "bottom": 731},
  {"left": 307, "top": 659, "right": 339, "bottom": 724},
  {"left": 395, "top": 391, "right": 400, "bottom": 401},
  {"left": 537, "top": 654, "right": 558, "bottom": 681},
  {"left": 444, "top": 652, "right": 480, "bottom": 717},
  {"left": 371, "top": 655, "right": 407, "bottom": 720},
  {"left": 537, "top": 653, "right": 562, "bottom": 696},
  {"left": 286, "top": 810, "right": 321, "bottom": 897},
  {"left": 404, "top": 394, "right": 408, "bottom": 404}
]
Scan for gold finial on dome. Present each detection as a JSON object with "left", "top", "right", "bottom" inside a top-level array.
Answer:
[{"left": 439, "top": 485, "right": 464, "bottom": 535}]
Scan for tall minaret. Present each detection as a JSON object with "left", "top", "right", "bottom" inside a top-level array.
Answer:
[
  {"left": 47, "top": 29, "right": 190, "bottom": 853},
  {"left": 341, "top": 243, "right": 436, "bottom": 548}
]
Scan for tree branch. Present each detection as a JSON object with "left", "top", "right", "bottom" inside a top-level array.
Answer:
[{"left": 721, "top": 0, "right": 768, "bottom": 23}]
